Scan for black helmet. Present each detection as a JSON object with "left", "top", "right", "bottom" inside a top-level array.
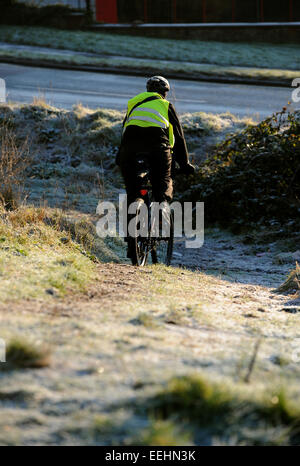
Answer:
[{"left": 146, "top": 76, "right": 170, "bottom": 95}]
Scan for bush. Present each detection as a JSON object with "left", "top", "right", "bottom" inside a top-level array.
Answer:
[
  {"left": 180, "top": 109, "right": 300, "bottom": 231},
  {"left": 2, "top": 338, "right": 51, "bottom": 370},
  {"left": 0, "top": 1, "right": 90, "bottom": 28},
  {"left": 147, "top": 375, "right": 233, "bottom": 426}
]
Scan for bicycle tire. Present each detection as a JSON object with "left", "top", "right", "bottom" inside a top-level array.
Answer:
[
  {"left": 151, "top": 212, "right": 174, "bottom": 266},
  {"left": 129, "top": 199, "right": 149, "bottom": 266}
]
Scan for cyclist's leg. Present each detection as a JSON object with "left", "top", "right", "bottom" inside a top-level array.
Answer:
[
  {"left": 148, "top": 147, "right": 174, "bottom": 264},
  {"left": 119, "top": 147, "right": 140, "bottom": 257},
  {"left": 120, "top": 147, "right": 152, "bottom": 259},
  {"left": 120, "top": 148, "right": 140, "bottom": 202},
  {"left": 148, "top": 147, "right": 173, "bottom": 238},
  {"left": 149, "top": 146, "right": 173, "bottom": 203}
]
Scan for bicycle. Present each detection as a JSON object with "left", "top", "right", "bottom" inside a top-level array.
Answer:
[{"left": 127, "top": 153, "right": 174, "bottom": 267}]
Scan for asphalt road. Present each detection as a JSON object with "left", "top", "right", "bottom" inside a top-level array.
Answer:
[{"left": 0, "top": 62, "right": 296, "bottom": 119}]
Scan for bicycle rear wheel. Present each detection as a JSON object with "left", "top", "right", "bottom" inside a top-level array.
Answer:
[
  {"left": 129, "top": 199, "right": 149, "bottom": 266},
  {"left": 151, "top": 212, "right": 174, "bottom": 266},
  {"left": 129, "top": 237, "right": 149, "bottom": 266}
]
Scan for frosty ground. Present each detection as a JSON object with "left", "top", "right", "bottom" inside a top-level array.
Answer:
[
  {"left": 0, "top": 26, "right": 299, "bottom": 84},
  {"left": 0, "top": 101, "right": 299, "bottom": 446}
]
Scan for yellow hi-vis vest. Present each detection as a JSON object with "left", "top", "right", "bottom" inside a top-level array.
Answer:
[{"left": 123, "top": 91, "right": 175, "bottom": 148}]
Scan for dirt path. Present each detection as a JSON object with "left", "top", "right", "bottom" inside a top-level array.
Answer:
[
  {"left": 0, "top": 229, "right": 299, "bottom": 445},
  {"left": 174, "top": 229, "right": 292, "bottom": 284}
]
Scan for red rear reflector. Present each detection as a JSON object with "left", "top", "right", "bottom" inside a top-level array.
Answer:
[{"left": 140, "top": 189, "right": 148, "bottom": 196}]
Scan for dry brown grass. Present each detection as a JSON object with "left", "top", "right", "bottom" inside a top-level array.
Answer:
[
  {"left": 6, "top": 204, "right": 47, "bottom": 227},
  {"left": 275, "top": 262, "right": 300, "bottom": 295},
  {"left": 32, "top": 95, "right": 49, "bottom": 108},
  {"left": 0, "top": 126, "right": 30, "bottom": 210}
]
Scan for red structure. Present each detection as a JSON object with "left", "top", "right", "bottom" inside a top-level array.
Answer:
[
  {"left": 289, "top": 0, "right": 293, "bottom": 21},
  {"left": 95, "top": 0, "right": 118, "bottom": 23},
  {"left": 95, "top": 0, "right": 296, "bottom": 24},
  {"left": 172, "top": 0, "right": 177, "bottom": 23},
  {"left": 260, "top": 0, "right": 264, "bottom": 22},
  {"left": 232, "top": 0, "right": 235, "bottom": 22},
  {"left": 202, "top": 0, "right": 207, "bottom": 23}
]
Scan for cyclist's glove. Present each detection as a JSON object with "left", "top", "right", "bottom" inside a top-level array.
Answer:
[{"left": 181, "top": 163, "right": 195, "bottom": 175}]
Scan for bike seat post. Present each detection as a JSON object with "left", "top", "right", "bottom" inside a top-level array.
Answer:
[{"left": 136, "top": 153, "right": 150, "bottom": 193}]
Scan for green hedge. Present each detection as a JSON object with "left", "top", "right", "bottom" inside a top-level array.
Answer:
[{"left": 179, "top": 109, "right": 300, "bottom": 231}]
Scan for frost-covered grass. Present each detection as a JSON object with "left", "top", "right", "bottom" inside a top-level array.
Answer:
[
  {"left": 0, "top": 101, "right": 124, "bottom": 213},
  {"left": 0, "top": 101, "right": 254, "bottom": 189},
  {"left": 0, "top": 101, "right": 299, "bottom": 445},
  {"left": 0, "top": 43, "right": 298, "bottom": 83},
  {"left": 0, "top": 205, "right": 98, "bottom": 300},
  {"left": 0, "top": 25, "right": 299, "bottom": 70},
  {"left": 141, "top": 374, "right": 300, "bottom": 445},
  {"left": 0, "top": 251, "right": 299, "bottom": 445}
]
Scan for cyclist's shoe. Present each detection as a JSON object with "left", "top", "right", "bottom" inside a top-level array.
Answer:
[{"left": 135, "top": 197, "right": 145, "bottom": 207}]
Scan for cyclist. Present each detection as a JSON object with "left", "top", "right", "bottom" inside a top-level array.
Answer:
[{"left": 116, "top": 76, "right": 195, "bottom": 258}]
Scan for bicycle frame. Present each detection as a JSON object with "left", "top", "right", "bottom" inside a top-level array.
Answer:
[{"left": 129, "top": 154, "right": 174, "bottom": 266}]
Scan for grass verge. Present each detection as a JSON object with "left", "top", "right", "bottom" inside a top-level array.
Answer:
[
  {"left": 0, "top": 47, "right": 298, "bottom": 84},
  {"left": 0, "top": 25, "right": 299, "bottom": 71},
  {"left": 0, "top": 205, "right": 99, "bottom": 300}
]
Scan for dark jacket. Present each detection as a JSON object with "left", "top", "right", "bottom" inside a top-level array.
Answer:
[{"left": 116, "top": 102, "right": 189, "bottom": 169}]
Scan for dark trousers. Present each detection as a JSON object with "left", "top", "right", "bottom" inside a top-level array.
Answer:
[{"left": 119, "top": 145, "right": 173, "bottom": 204}]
